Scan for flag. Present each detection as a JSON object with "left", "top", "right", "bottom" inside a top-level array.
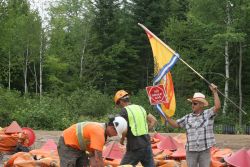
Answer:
[
  {"left": 158, "top": 72, "right": 176, "bottom": 117},
  {"left": 145, "top": 32, "right": 179, "bottom": 85},
  {"left": 143, "top": 27, "right": 178, "bottom": 121}
]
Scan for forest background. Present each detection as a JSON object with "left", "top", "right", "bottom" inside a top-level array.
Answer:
[{"left": 0, "top": 0, "right": 250, "bottom": 133}]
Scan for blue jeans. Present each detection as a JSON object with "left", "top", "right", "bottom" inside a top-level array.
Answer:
[{"left": 120, "top": 145, "right": 155, "bottom": 167}]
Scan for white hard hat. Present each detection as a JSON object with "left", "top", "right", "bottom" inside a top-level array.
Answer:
[{"left": 113, "top": 116, "right": 127, "bottom": 138}]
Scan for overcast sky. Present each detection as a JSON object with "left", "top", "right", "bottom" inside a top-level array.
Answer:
[{"left": 29, "top": 0, "right": 57, "bottom": 27}]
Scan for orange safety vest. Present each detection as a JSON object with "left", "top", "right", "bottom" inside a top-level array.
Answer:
[
  {"left": 63, "top": 122, "right": 105, "bottom": 152},
  {"left": 76, "top": 122, "right": 91, "bottom": 150}
]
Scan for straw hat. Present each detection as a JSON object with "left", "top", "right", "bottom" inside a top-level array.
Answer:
[{"left": 187, "top": 92, "right": 209, "bottom": 106}]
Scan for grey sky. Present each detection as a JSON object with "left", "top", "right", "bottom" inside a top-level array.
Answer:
[{"left": 29, "top": 0, "right": 57, "bottom": 27}]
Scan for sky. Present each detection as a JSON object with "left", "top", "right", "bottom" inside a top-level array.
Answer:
[{"left": 29, "top": 0, "right": 57, "bottom": 27}]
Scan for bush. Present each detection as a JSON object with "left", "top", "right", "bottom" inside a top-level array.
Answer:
[
  {"left": 66, "top": 88, "right": 113, "bottom": 118},
  {"left": 1, "top": 87, "right": 249, "bottom": 132},
  {"left": 11, "top": 97, "right": 73, "bottom": 130},
  {"left": 0, "top": 87, "right": 115, "bottom": 130},
  {"left": 0, "top": 88, "right": 24, "bottom": 127}
]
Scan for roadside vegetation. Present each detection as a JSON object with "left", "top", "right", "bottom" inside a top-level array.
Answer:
[{"left": 1, "top": 0, "right": 250, "bottom": 132}]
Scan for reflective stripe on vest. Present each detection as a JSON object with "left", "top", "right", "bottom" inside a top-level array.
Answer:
[
  {"left": 125, "top": 104, "right": 148, "bottom": 136},
  {"left": 76, "top": 122, "right": 89, "bottom": 150},
  {"left": 76, "top": 122, "right": 104, "bottom": 151}
]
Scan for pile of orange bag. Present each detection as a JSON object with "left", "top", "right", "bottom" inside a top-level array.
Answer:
[
  {"left": 4, "top": 139, "right": 60, "bottom": 167},
  {"left": 5, "top": 131, "right": 250, "bottom": 167},
  {"left": 103, "top": 133, "right": 236, "bottom": 167},
  {"left": 0, "top": 121, "right": 30, "bottom": 152}
]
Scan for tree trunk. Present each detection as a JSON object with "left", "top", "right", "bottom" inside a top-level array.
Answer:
[
  {"left": 8, "top": 49, "right": 11, "bottom": 90},
  {"left": 80, "top": 44, "right": 86, "bottom": 80},
  {"left": 222, "top": 1, "right": 231, "bottom": 114},
  {"left": 239, "top": 42, "right": 242, "bottom": 127},
  {"left": 34, "top": 63, "right": 38, "bottom": 95},
  {"left": 24, "top": 44, "right": 29, "bottom": 94},
  {"left": 222, "top": 41, "right": 229, "bottom": 114},
  {"left": 80, "top": 28, "right": 88, "bottom": 80},
  {"left": 39, "top": 33, "right": 43, "bottom": 97}
]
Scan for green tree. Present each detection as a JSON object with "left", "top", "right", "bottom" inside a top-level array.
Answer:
[
  {"left": 47, "top": 0, "right": 94, "bottom": 93},
  {"left": 127, "top": 0, "right": 185, "bottom": 90},
  {"left": 0, "top": 0, "right": 42, "bottom": 94}
]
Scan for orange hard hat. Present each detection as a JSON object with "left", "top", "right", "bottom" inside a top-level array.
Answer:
[{"left": 114, "top": 90, "right": 128, "bottom": 104}]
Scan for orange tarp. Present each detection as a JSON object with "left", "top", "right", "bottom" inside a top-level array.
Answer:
[
  {"left": 4, "top": 121, "right": 23, "bottom": 134},
  {"left": 0, "top": 132, "right": 28, "bottom": 152},
  {"left": 9, "top": 152, "right": 59, "bottom": 167},
  {"left": 4, "top": 141, "right": 59, "bottom": 167},
  {"left": 157, "top": 136, "right": 178, "bottom": 151},
  {"left": 40, "top": 139, "right": 57, "bottom": 151},
  {"left": 0, "top": 122, "right": 31, "bottom": 152},
  {"left": 103, "top": 141, "right": 125, "bottom": 160},
  {"left": 4, "top": 139, "right": 60, "bottom": 167},
  {"left": 224, "top": 148, "right": 250, "bottom": 167},
  {"left": 104, "top": 159, "right": 121, "bottom": 167},
  {"left": 153, "top": 133, "right": 168, "bottom": 141},
  {"left": 21, "top": 127, "right": 36, "bottom": 147},
  {"left": 4, "top": 133, "right": 240, "bottom": 167},
  {"left": 170, "top": 148, "right": 186, "bottom": 159},
  {"left": 210, "top": 147, "right": 233, "bottom": 167}
]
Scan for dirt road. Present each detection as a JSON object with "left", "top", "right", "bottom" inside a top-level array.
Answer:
[
  {"left": 1, "top": 131, "right": 250, "bottom": 166},
  {"left": 33, "top": 131, "right": 250, "bottom": 151},
  {"left": 167, "top": 133, "right": 250, "bottom": 151}
]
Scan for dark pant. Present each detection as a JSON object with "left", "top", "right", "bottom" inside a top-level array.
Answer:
[
  {"left": 120, "top": 145, "right": 155, "bottom": 167},
  {"left": 57, "top": 136, "right": 89, "bottom": 167}
]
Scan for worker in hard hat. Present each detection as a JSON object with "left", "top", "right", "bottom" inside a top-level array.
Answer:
[
  {"left": 114, "top": 90, "right": 157, "bottom": 167},
  {"left": 57, "top": 116, "right": 127, "bottom": 167}
]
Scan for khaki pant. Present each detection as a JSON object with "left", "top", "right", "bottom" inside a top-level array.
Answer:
[{"left": 57, "top": 136, "right": 89, "bottom": 167}]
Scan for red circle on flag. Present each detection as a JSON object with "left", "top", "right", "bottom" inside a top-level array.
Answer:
[{"left": 146, "top": 85, "right": 167, "bottom": 105}]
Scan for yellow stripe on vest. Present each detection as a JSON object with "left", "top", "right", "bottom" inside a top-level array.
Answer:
[{"left": 76, "top": 122, "right": 89, "bottom": 150}]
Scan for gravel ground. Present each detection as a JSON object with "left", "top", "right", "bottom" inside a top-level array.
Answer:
[{"left": 1, "top": 131, "right": 250, "bottom": 166}]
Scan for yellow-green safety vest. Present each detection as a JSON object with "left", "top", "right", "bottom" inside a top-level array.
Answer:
[{"left": 125, "top": 104, "right": 148, "bottom": 136}]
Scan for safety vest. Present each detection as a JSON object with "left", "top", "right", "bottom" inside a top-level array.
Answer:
[
  {"left": 76, "top": 122, "right": 103, "bottom": 151},
  {"left": 125, "top": 104, "right": 148, "bottom": 136}
]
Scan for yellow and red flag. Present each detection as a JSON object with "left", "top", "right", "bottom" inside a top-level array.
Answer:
[
  {"left": 141, "top": 24, "right": 179, "bottom": 121},
  {"left": 159, "top": 72, "right": 176, "bottom": 117}
]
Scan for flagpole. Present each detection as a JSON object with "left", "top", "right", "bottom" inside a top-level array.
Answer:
[{"left": 138, "top": 23, "right": 247, "bottom": 115}]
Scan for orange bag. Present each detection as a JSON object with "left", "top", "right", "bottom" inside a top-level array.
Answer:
[
  {"left": 4, "top": 149, "right": 59, "bottom": 167},
  {"left": 4, "top": 152, "right": 26, "bottom": 167},
  {"left": 104, "top": 158, "right": 121, "bottom": 167},
  {"left": 158, "top": 160, "right": 179, "bottom": 167},
  {"left": 0, "top": 132, "right": 28, "bottom": 152}
]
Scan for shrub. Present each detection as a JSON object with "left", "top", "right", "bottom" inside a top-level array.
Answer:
[
  {"left": 11, "top": 97, "right": 73, "bottom": 130},
  {"left": 66, "top": 88, "right": 113, "bottom": 118}
]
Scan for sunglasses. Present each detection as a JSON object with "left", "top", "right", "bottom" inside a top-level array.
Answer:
[{"left": 192, "top": 102, "right": 199, "bottom": 106}]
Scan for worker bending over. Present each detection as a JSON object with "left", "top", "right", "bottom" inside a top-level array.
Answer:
[{"left": 58, "top": 116, "right": 127, "bottom": 167}]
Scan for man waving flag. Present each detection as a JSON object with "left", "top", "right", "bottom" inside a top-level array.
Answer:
[{"left": 139, "top": 23, "right": 247, "bottom": 124}]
